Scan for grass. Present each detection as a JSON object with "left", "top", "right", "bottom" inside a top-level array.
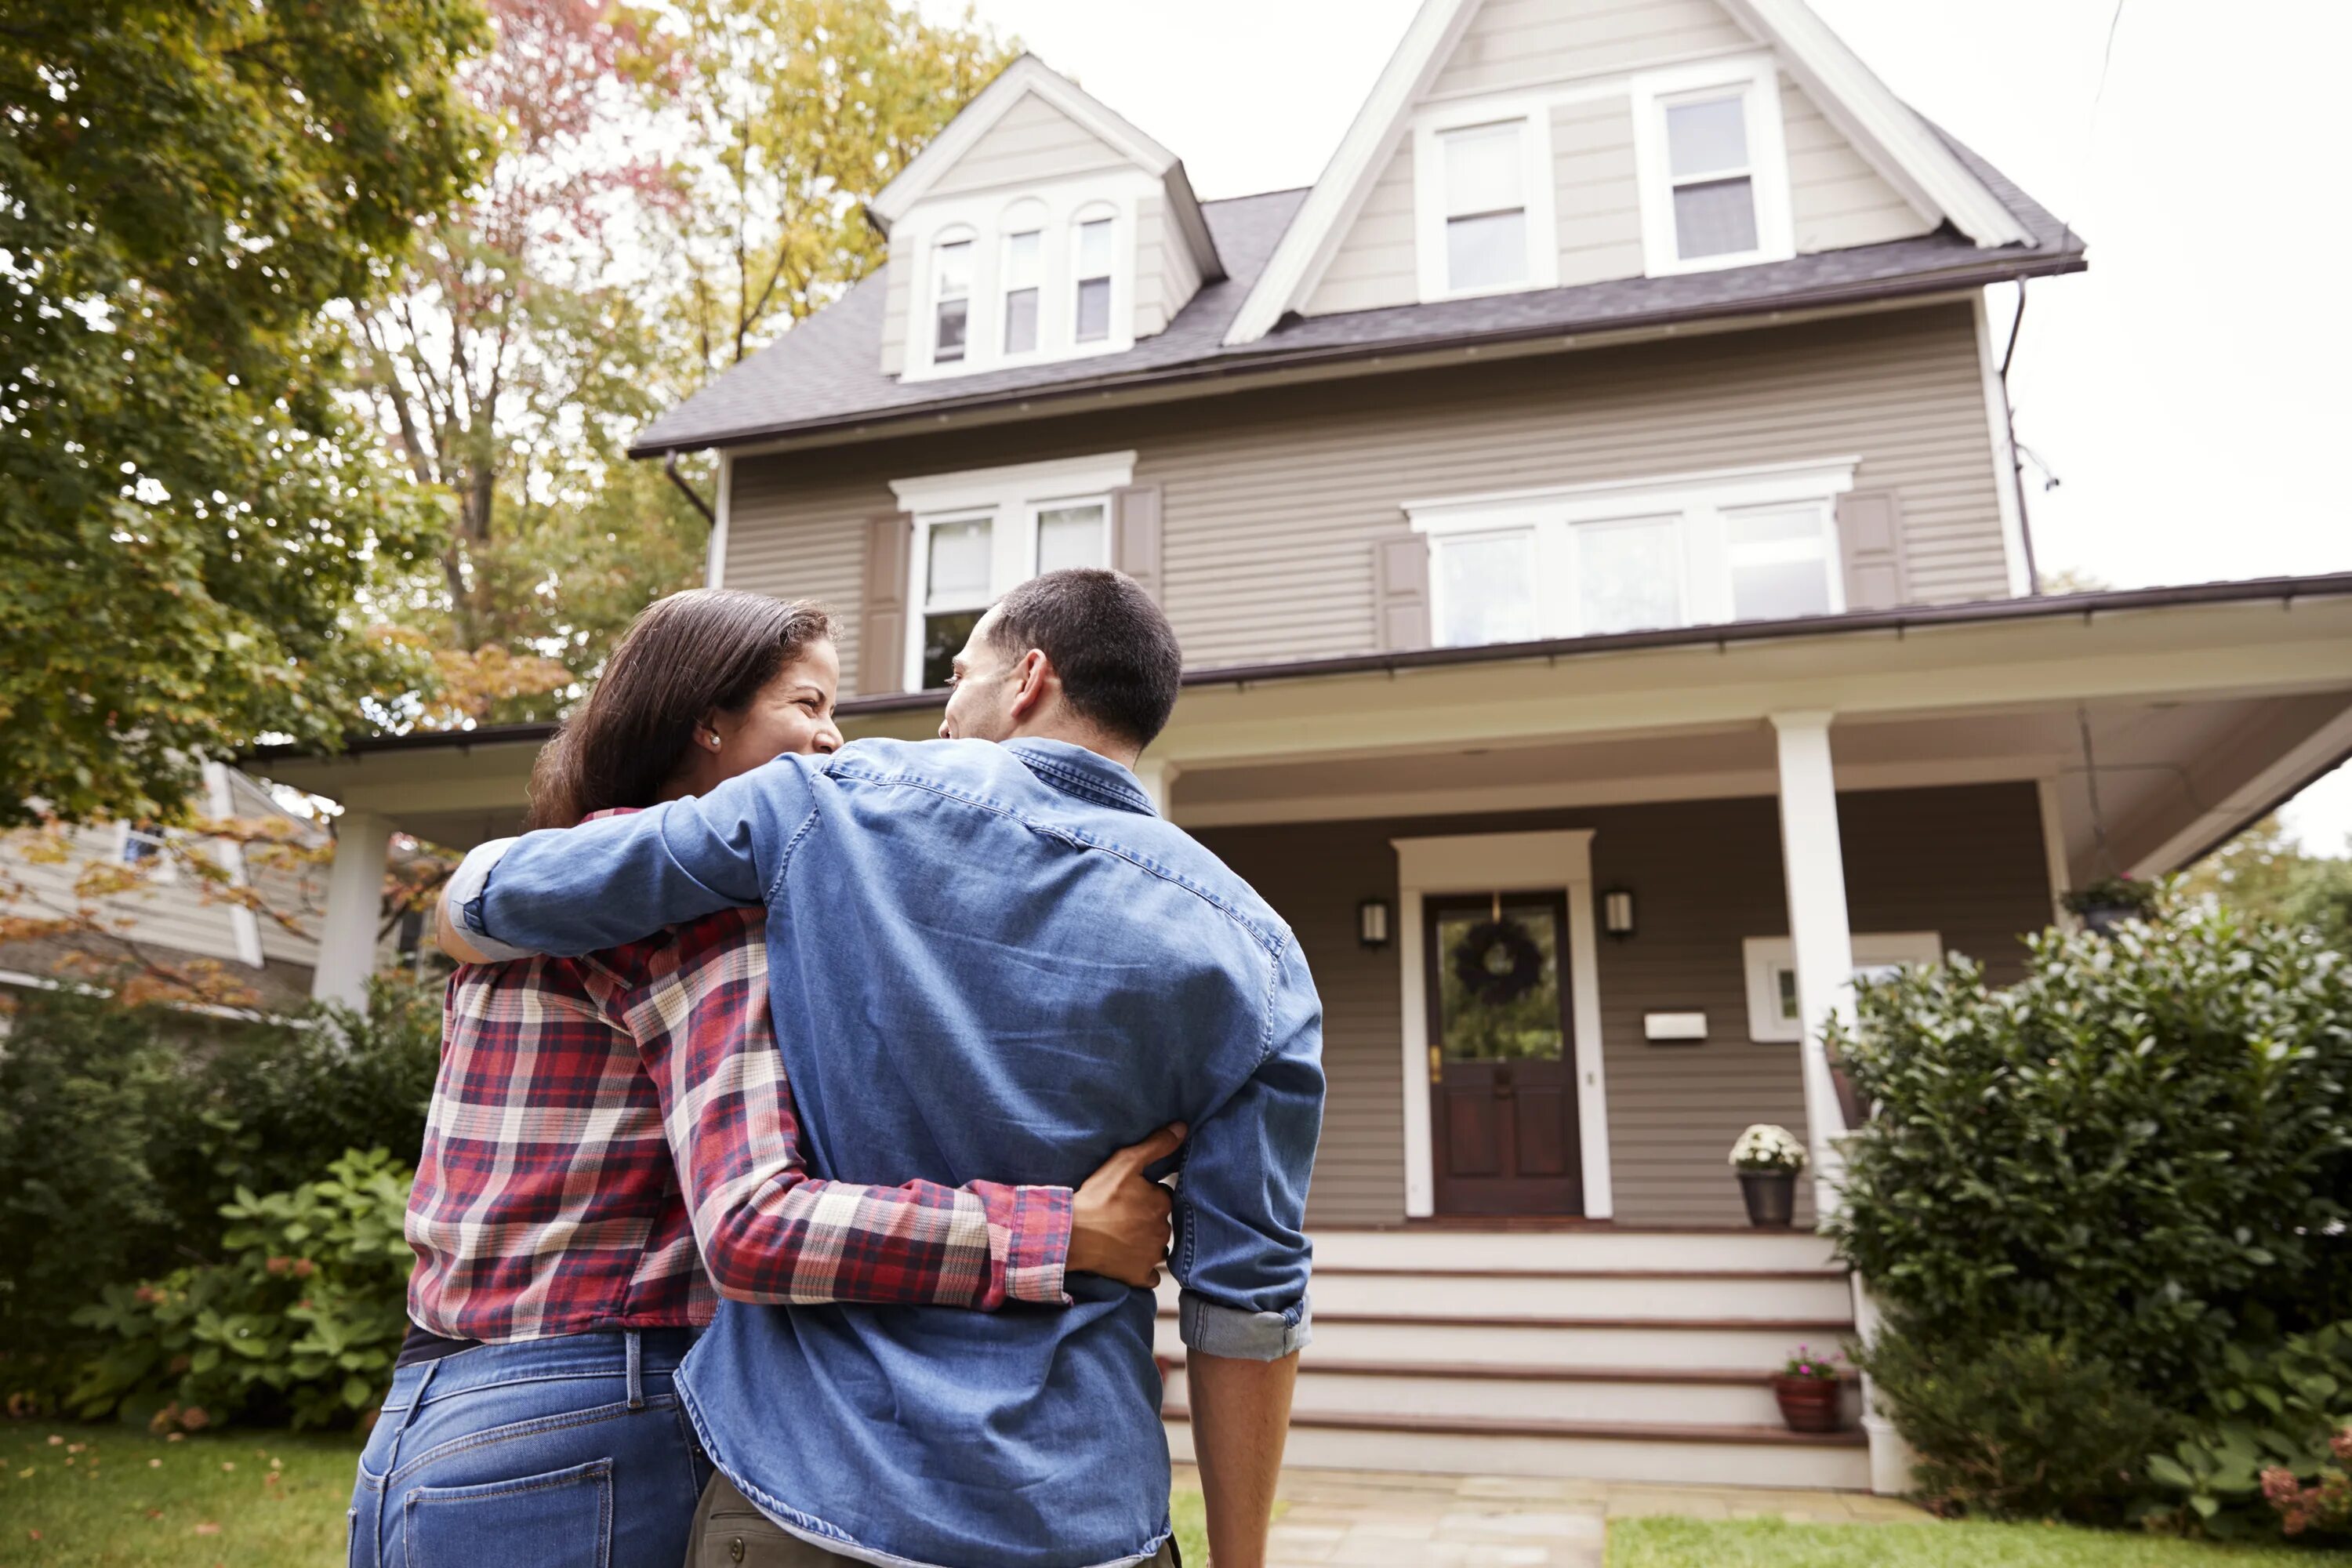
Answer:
[
  {"left": 0, "top": 1425, "right": 362, "bottom": 1567},
  {"left": 1609, "top": 1516, "right": 2352, "bottom": 1567},
  {"left": 0, "top": 1424, "right": 1210, "bottom": 1566}
]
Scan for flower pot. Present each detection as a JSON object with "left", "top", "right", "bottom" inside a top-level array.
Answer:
[
  {"left": 1773, "top": 1375, "right": 1843, "bottom": 1433},
  {"left": 1738, "top": 1169, "right": 1796, "bottom": 1229}
]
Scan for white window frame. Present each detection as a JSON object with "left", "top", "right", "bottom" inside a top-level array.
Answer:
[
  {"left": 891, "top": 452, "right": 1137, "bottom": 688},
  {"left": 115, "top": 822, "right": 179, "bottom": 883},
  {"left": 1406, "top": 458, "right": 1857, "bottom": 647},
  {"left": 1412, "top": 95, "right": 1559, "bottom": 303},
  {"left": 927, "top": 225, "right": 978, "bottom": 365},
  {"left": 1742, "top": 931, "right": 1944, "bottom": 1044},
  {"left": 1628, "top": 55, "right": 1795, "bottom": 278},
  {"left": 902, "top": 172, "right": 1148, "bottom": 382}
]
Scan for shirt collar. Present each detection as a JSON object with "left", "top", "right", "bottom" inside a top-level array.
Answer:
[{"left": 1005, "top": 739, "right": 1157, "bottom": 817}]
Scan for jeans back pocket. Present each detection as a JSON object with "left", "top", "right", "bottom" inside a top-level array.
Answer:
[{"left": 403, "top": 1457, "right": 612, "bottom": 1568}]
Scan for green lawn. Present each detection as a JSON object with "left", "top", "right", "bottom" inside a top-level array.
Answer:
[
  {"left": 0, "top": 1425, "right": 1210, "bottom": 1566},
  {"left": 1610, "top": 1516, "right": 2352, "bottom": 1567}
]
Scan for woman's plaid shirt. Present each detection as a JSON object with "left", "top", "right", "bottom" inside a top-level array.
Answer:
[{"left": 405, "top": 896, "right": 1072, "bottom": 1341}]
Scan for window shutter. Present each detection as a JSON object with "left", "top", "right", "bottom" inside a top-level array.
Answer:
[
  {"left": 1374, "top": 534, "right": 1432, "bottom": 652},
  {"left": 858, "top": 514, "right": 913, "bottom": 696},
  {"left": 1836, "top": 490, "right": 1908, "bottom": 612},
  {"left": 1111, "top": 484, "right": 1163, "bottom": 601}
]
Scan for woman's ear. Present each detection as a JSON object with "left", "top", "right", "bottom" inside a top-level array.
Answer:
[{"left": 695, "top": 709, "right": 727, "bottom": 752}]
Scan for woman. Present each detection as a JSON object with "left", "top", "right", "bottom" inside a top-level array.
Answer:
[{"left": 350, "top": 590, "right": 1178, "bottom": 1568}]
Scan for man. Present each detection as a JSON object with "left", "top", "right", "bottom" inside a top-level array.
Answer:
[{"left": 438, "top": 569, "right": 1321, "bottom": 1568}]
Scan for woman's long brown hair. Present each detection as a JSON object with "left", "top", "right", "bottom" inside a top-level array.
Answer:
[{"left": 524, "top": 590, "right": 833, "bottom": 830}]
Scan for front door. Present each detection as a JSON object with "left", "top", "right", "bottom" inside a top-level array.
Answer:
[{"left": 1425, "top": 891, "right": 1583, "bottom": 1216}]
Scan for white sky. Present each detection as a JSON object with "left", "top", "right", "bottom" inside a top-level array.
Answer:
[{"left": 919, "top": 0, "right": 2352, "bottom": 852}]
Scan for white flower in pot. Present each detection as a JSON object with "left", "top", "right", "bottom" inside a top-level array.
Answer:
[{"left": 1729, "top": 1123, "right": 1806, "bottom": 1228}]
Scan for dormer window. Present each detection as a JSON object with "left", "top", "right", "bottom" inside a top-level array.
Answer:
[
  {"left": 1630, "top": 58, "right": 1795, "bottom": 277},
  {"left": 1442, "top": 122, "right": 1527, "bottom": 292},
  {"left": 1073, "top": 214, "right": 1114, "bottom": 343},
  {"left": 931, "top": 233, "right": 974, "bottom": 363},
  {"left": 1002, "top": 227, "right": 1042, "bottom": 354}
]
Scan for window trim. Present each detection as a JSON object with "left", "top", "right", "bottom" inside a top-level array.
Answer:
[
  {"left": 1408, "top": 459, "right": 1857, "bottom": 647},
  {"left": 927, "top": 226, "right": 977, "bottom": 365},
  {"left": 998, "top": 206, "right": 1046, "bottom": 358},
  {"left": 1742, "top": 931, "right": 1943, "bottom": 1044},
  {"left": 1628, "top": 56, "right": 1795, "bottom": 277},
  {"left": 1411, "top": 95, "right": 1559, "bottom": 303},
  {"left": 115, "top": 822, "right": 179, "bottom": 883},
  {"left": 891, "top": 453, "right": 1137, "bottom": 688}
]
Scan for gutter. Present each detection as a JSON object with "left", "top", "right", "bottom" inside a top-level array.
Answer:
[{"left": 628, "top": 245, "right": 2088, "bottom": 460}]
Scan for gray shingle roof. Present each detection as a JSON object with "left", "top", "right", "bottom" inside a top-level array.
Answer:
[{"left": 630, "top": 132, "right": 2082, "bottom": 456}]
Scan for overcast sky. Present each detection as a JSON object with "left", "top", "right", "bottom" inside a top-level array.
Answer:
[{"left": 916, "top": 0, "right": 2352, "bottom": 851}]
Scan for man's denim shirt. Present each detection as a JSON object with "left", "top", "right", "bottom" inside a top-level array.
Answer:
[{"left": 451, "top": 738, "right": 1323, "bottom": 1568}]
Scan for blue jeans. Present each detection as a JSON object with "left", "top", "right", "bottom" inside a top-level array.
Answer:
[{"left": 350, "top": 1330, "right": 710, "bottom": 1568}]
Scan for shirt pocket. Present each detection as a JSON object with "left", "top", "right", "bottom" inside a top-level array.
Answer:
[{"left": 402, "top": 1457, "right": 612, "bottom": 1568}]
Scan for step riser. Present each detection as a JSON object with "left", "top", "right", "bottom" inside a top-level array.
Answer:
[
  {"left": 1310, "top": 1230, "right": 1843, "bottom": 1275},
  {"left": 1164, "top": 1368, "right": 1792, "bottom": 1426},
  {"left": 1165, "top": 1319, "right": 1849, "bottom": 1370},
  {"left": 1303, "top": 1272, "right": 1853, "bottom": 1320},
  {"left": 1167, "top": 1421, "right": 1874, "bottom": 1490}
]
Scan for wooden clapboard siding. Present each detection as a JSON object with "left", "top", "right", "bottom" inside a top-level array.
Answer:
[
  {"left": 1194, "top": 782, "right": 2051, "bottom": 1230},
  {"left": 1134, "top": 193, "right": 1203, "bottom": 340},
  {"left": 1303, "top": 140, "right": 1417, "bottom": 317},
  {"left": 1552, "top": 96, "right": 1646, "bottom": 289},
  {"left": 1428, "top": 0, "right": 1753, "bottom": 100},
  {"left": 925, "top": 91, "right": 1128, "bottom": 199},
  {"left": 1780, "top": 75, "right": 1930, "bottom": 252},
  {"left": 723, "top": 306, "right": 2010, "bottom": 691},
  {"left": 880, "top": 260, "right": 910, "bottom": 378}
]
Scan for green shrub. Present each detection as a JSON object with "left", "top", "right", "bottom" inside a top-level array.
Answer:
[
  {"left": 0, "top": 978, "right": 440, "bottom": 1410},
  {"left": 1861, "top": 1327, "right": 2166, "bottom": 1520},
  {"left": 2143, "top": 1321, "right": 2352, "bottom": 1540},
  {"left": 70, "top": 1148, "right": 416, "bottom": 1430},
  {"left": 1830, "top": 902, "right": 2352, "bottom": 1398}
]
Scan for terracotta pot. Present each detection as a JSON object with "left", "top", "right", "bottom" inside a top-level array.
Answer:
[
  {"left": 1738, "top": 1169, "right": 1796, "bottom": 1229},
  {"left": 1773, "top": 1375, "right": 1843, "bottom": 1433}
]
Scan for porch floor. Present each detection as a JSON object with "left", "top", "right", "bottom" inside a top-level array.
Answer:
[{"left": 1174, "top": 1463, "right": 1929, "bottom": 1567}]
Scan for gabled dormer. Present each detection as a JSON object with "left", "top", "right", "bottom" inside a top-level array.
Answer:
[
  {"left": 871, "top": 56, "right": 1225, "bottom": 382},
  {"left": 1228, "top": 0, "right": 2036, "bottom": 339}
]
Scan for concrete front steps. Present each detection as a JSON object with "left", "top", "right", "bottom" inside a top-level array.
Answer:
[{"left": 1156, "top": 1227, "right": 1868, "bottom": 1490}]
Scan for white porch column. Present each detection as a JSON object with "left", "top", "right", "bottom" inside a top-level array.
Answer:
[
  {"left": 311, "top": 809, "right": 391, "bottom": 1008},
  {"left": 1769, "top": 711, "right": 1854, "bottom": 1208},
  {"left": 1133, "top": 757, "right": 1181, "bottom": 816}
]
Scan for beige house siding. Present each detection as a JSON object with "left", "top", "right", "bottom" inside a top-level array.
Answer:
[
  {"left": 1302, "top": 140, "right": 1418, "bottom": 317},
  {"left": 1193, "top": 780, "right": 2052, "bottom": 1229},
  {"left": 1428, "top": 0, "right": 1754, "bottom": 101},
  {"left": 724, "top": 306, "right": 2010, "bottom": 692},
  {"left": 1552, "top": 95, "right": 1646, "bottom": 287},
  {"left": 924, "top": 91, "right": 1128, "bottom": 200},
  {"left": 1782, "top": 75, "right": 1931, "bottom": 252},
  {"left": 880, "top": 260, "right": 909, "bottom": 378},
  {"left": 0, "top": 822, "right": 250, "bottom": 965},
  {"left": 1134, "top": 193, "right": 1203, "bottom": 340}
]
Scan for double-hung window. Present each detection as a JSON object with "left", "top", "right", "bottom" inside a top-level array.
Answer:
[
  {"left": 1410, "top": 460, "right": 1855, "bottom": 650},
  {"left": 1630, "top": 58, "right": 1793, "bottom": 276},
  {"left": 1442, "top": 122, "right": 1529, "bottom": 292},
  {"left": 893, "top": 454, "right": 1135, "bottom": 690},
  {"left": 1073, "top": 215, "right": 1114, "bottom": 343},
  {"left": 1001, "top": 227, "right": 1042, "bottom": 355},
  {"left": 931, "top": 234, "right": 974, "bottom": 363}
]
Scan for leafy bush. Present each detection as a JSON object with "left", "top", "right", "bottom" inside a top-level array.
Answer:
[
  {"left": 2143, "top": 1322, "right": 2352, "bottom": 1540},
  {"left": 1860, "top": 1329, "right": 2166, "bottom": 1520},
  {"left": 70, "top": 1148, "right": 416, "bottom": 1431},
  {"left": 1831, "top": 903, "right": 2352, "bottom": 1398},
  {"left": 0, "top": 979, "right": 440, "bottom": 1410}
]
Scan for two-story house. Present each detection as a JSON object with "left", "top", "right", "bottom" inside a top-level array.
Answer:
[{"left": 262, "top": 0, "right": 2352, "bottom": 1492}]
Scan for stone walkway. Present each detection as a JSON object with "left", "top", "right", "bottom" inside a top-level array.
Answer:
[{"left": 1174, "top": 1465, "right": 1929, "bottom": 1567}]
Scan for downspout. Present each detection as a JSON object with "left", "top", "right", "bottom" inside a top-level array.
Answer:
[{"left": 1997, "top": 281, "right": 2044, "bottom": 594}]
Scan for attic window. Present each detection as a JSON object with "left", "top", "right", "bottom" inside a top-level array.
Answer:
[
  {"left": 1629, "top": 57, "right": 1795, "bottom": 277},
  {"left": 1665, "top": 95, "right": 1758, "bottom": 260},
  {"left": 1073, "top": 216, "right": 1114, "bottom": 343},
  {"left": 1002, "top": 228, "right": 1041, "bottom": 354},
  {"left": 1441, "top": 122, "right": 1528, "bottom": 292},
  {"left": 932, "top": 235, "right": 974, "bottom": 363}
]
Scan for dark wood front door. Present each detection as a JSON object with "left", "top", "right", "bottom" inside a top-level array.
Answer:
[{"left": 1426, "top": 891, "right": 1583, "bottom": 1217}]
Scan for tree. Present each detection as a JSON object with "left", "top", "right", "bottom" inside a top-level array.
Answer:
[
  {"left": 0, "top": 1, "right": 492, "bottom": 827},
  {"left": 652, "top": 0, "right": 1014, "bottom": 379},
  {"left": 2182, "top": 813, "right": 2352, "bottom": 949}
]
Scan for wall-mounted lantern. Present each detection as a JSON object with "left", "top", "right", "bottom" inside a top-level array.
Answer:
[
  {"left": 1357, "top": 897, "right": 1392, "bottom": 949},
  {"left": 1602, "top": 887, "right": 1636, "bottom": 940}
]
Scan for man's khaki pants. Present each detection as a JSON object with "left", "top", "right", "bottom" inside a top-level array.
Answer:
[{"left": 689, "top": 1473, "right": 1183, "bottom": 1566}]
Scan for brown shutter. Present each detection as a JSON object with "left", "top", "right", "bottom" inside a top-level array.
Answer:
[
  {"left": 1374, "top": 534, "right": 1432, "bottom": 652},
  {"left": 858, "top": 513, "right": 913, "bottom": 696},
  {"left": 1836, "top": 490, "right": 1908, "bottom": 612},
  {"left": 1111, "top": 484, "right": 1163, "bottom": 601}
]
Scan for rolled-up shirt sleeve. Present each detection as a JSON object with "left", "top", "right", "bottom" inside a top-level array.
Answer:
[
  {"left": 457, "top": 753, "right": 825, "bottom": 957},
  {"left": 1171, "top": 935, "right": 1324, "bottom": 1361}
]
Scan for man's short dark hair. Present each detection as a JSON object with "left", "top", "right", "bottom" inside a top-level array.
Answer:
[{"left": 986, "top": 568, "right": 1184, "bottom": 749}]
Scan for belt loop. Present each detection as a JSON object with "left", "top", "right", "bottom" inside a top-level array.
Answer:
[
  {"left": 625, "top": 1330, "right": 645, "bottom": 1411},
  {"left": 382, "top": 1359, "right": 441, "bottom": 1477}
]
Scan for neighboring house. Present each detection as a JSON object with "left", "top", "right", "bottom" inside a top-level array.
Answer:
[{"left": 259, "top": 0, "right": 2352, "bottom": 1493}]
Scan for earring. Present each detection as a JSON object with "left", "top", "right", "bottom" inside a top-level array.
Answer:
[{"left": 706, "top": 732, "right": 721, "bottom": 750}]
